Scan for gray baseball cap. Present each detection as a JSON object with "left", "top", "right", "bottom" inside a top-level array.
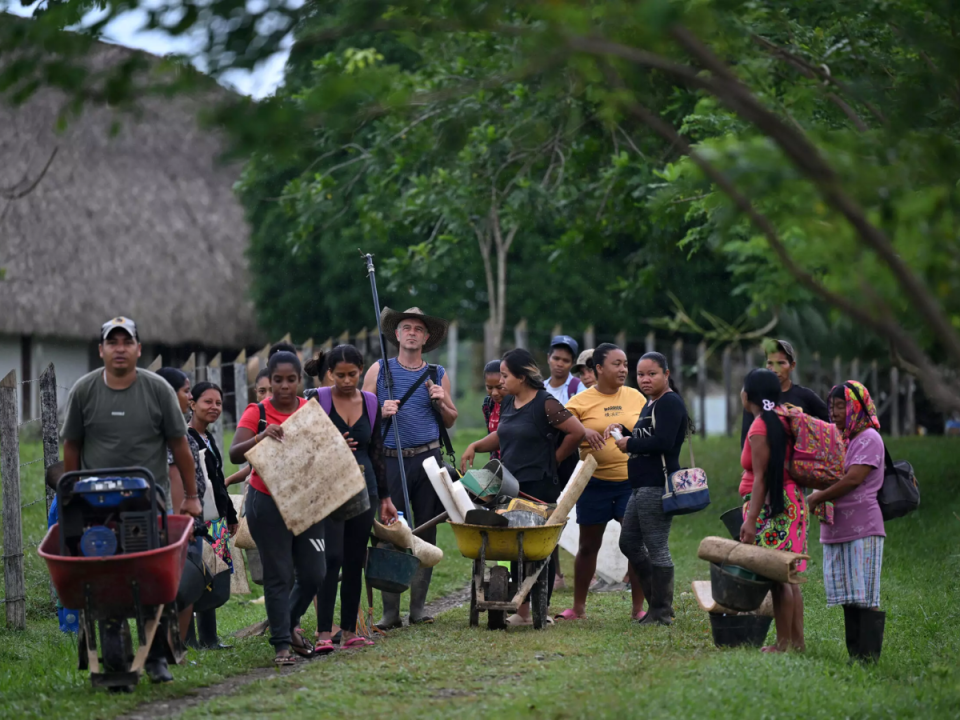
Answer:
[{"left": 101, "top": 316, "right": 139, "bottom": 341}]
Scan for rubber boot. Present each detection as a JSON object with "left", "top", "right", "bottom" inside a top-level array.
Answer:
[
  {"left": 842, "top": 605, "right": 860, "bottom": 660},
  {"left": 408, "top": 567, "right": 434, "bottom": 624},
  {"left": 633, "top": 556, "right": 654, "bottom": 604},
  {"left": 639, "top": 566, "right": 674, "bottom": 626},
  {"left": 185, "top": 616, "right": 200, "bottom": 649},
  {"left": 856, "top": 609, "right": 885, "bottom": 663},
  {"left": 144, "top": 632, "right": 173, "bottom": 683},
  {"left": 376, "top": 591, "right": 403, "bottom": 631},
  {"left": 197, "top": 608, "right": 232, "bottom": 650}
]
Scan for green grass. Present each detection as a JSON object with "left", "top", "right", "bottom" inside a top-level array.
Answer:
[{"left": 3, "top": 431, "right": 960, "bottom": 719}]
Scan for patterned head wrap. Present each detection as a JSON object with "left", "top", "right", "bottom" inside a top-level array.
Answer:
[{"left": 830, "top": 381, "right": 880, "bottom": 441}]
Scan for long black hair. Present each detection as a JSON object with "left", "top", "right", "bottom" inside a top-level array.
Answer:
[
  {"left": 304, "top": 344, "right": 364, "bottom": 378},
  {"left": 743, "top": 368, "right": 787, "bottom": 516},
  {"left": 267, "top": 350, "right": 302, "bottom": 376},
  {"left": 501, "top": 348, "right": 544, "bottom": 390},
  {"left": 484, "top": 359, "right": 502, "bottom": 375},
  {"left": 156, "top": 367, "right": 189, "bottom": 393},
  {"left": 190, "top": 381, "right": 222, "bottom": 402},
  {"left": 640, "top": 352, "right": 695, "bottom": 435}
]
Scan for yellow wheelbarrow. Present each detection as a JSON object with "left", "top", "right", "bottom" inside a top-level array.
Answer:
[{"left": 448, "top": 521, "right": 566, "bottom": 630}]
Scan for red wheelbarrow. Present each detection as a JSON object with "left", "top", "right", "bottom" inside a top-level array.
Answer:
[{"left": 38, "top": 467, "right": 194, "bottom": 691}]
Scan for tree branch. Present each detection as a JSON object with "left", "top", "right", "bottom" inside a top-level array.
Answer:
[{"left": 1, "top": 147, "right": 58, "bottom": 200}]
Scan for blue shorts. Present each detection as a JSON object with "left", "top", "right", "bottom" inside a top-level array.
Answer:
[{"left": 575, "top": 477, "right": 632, "bottom": 525}]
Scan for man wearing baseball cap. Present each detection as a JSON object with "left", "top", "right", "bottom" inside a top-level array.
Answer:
[
  {"left": 545, "top": 335, "right": 586, "bottom": 404},
  {"left": 740, "top": 338, "right": 830, "bottom": 447},
  {"left": 62, "top": 316, "right": 201, "bottom": 682}
]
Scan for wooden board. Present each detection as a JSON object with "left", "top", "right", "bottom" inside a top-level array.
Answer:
[
  {"left": 229, "top": 538, "right": 250, "bottom": 595},
  {"left": 691, "top": 580, "right": 774, "bottom": 617},
  {"left": 546, "top": 456, "right": 598, "bottom": 526},
  {"left": 698, "top": 536, "right": 809, "bottom": 584},
  {"left": 245, "top": 400, "right": 365, "bottom": 535}
]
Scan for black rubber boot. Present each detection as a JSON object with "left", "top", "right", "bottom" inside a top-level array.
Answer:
[
  {"left": 408, "top": 567, "right": 434, "bottom": 624},
  {"left": 376, "top": 591, "right": 403, "bottom": 630},
  {"left": 185, "top": 616, "right": 200, "bottom": 649},
  {"left": 197, "top": 608, "right": 232, "bottom": 650},
  {"left": 842, "top": 605, "right": 860, "bottom": 660},
  {"left": 639, "top": 566, "right": 674, "bottom": 626},
  {"left": 856, "top": 609, "right": 885, "bottom": 663}
]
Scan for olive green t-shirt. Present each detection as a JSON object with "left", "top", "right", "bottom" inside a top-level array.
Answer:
[{"left": 61, "top": 369, "right": 187, "bottom": 510}]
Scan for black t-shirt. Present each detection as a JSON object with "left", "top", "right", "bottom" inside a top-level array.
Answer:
[
  {"left": 328, "top": 402, "right": 388, "bottom": 499},
  {"left": 624, "top": 392, "right": 689, "bottom": 489},
  {"left": 498, "top": 390, "right": 571, "bottom": 487},
  {"left": 739, "top": 383, "right": 830, "bottom": 447}
]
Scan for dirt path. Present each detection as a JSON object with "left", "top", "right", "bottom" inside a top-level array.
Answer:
[{"left": 116, "top": 586, "right": 470, "bottom": 720}]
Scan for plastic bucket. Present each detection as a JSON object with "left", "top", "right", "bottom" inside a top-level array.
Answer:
[
  {"left": 365, "top": 547, "right": 420, "bottom": 593},
  {"left": 710, "top": 562, "right": 774, "bottom": 613},
  {"left": 710, "top": 613, "right": 773, "bottom": 648},
  {"left": 719, "top": 507, "right": 743, "bottom": 540}
]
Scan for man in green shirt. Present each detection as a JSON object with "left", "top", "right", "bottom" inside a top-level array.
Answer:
[{"left": 61, "top": 316, "right": 201, "bottom": 683}]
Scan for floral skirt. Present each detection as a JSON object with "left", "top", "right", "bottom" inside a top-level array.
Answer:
[
  {"left": 207, "top": 517, "right": 234, "bottom": 573},
  {"left": 742, "top": 483, "right": 808, "bottom": 573}
]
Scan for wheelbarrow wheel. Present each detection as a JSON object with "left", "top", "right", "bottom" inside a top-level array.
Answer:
[
  {"left": 99, "top": 618, "right": 133, "bottom": 673},
  {"left": 531, "top": 567, "right": 549, "bottom": 630},
  {"left": 469, "top": 560, "right": 481, "bottom": 627},
  {"left": 487, "top": 566, "right": 509, "bottom": 630}
]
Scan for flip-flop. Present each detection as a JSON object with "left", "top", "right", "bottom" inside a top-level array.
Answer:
[
  {"left": 554, "top": 609, "right": 585, "bottom": 621},
  {"left": 274, "top": 654, "right": 298, "bottom": 666},
  {"left": 506, "top": 614, "right": 533, "bottom": 627},
  {"left": 290, "top": 631, "right": 315, "bottom": 659},
  {"left": 314, "top": 640, "right": 336, "bottom": 655},
  {"left": 633, "top": 611, "right": 648, "bottom": 622},
  {"left": 341, "top": 636, "right": 371, "bottom": 650}
]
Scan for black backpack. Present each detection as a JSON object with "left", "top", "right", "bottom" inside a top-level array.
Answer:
[{"left": 879, "top": 448, "right": 919, "bottom": 521}]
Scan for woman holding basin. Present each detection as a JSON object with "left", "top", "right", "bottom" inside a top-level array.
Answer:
[{"left": 460, "top": 348, "right": 587, "bottom": 625}]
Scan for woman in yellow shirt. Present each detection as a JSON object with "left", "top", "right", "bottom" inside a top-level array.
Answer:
[{"left": 555, "top": 343, "right": 647, "bottom": 621}]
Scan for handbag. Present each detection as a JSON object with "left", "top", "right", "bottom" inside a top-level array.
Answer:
[
  {"left": 879, "top": 448, "right": 919, "bottom": 520},
  {"left": 654, "top": 401, "right": 711, "bottom": 516},
  {"left": 197, "top": 448, "right": 219, "bottom": 523}
]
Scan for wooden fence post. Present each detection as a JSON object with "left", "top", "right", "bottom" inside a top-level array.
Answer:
[
  {"left": 850, "top": 358, "right": 860, "bottom": 384},
  {"left": 890, "top": 367, "right": 901, "bottom": 437},
  {"left": 300, "top": 338, "right": 315, "bottom": 389},
  {"left": 833, "top": 355, "right": 843, "bottom": 386},
  {"left": 0, "top": 370, "right": 26, "bottom": 629},
  {"left": 447, "top": 321, "right": 458, "bottom": 402},
  {"left": 196, "top": 351, "right": 208, "bottom": 383},
  {"left": 232, "top": 350, "right": 247, "bottom": 428},
  {"left": 338, "top": 330, "right": 351, "bottom": 347},
  {"left": 583, "top": 325, "right": 595, "bottom": 351},
  {"left": 514, "top": 319, "right": 528, "bottom": 351},
  {"left": 645, "top": 332, "right": 656, "bottom": 354},
  {"left": 352, "top": 330, "right": 365, "bottom": 364},
  {"left": 206, "top": 354, "right": 223, "bottom": 452},
  {"left": 697, "top": 342, "right": 707, "bottom": 439},
  {"left": 551, "top": 325, "right": 563, "bottom": 344},
  {"left": 672, "top": 339, "right": 684, "bottom": 394},
  {"left": 182, "top": 353, "right": 196, "bottom": 385},
  {"left": 147, "top": 355, "right": 162, "bottom": 372},
  {"left": 722, "top": 346, "right": 733, "bottom": 437},
  {"left": 39, "top": 364, "right": 59, "bottom": 603},
  {"left": 810, "top": 352, "right": 821, "bottom": 397},
  {"left": 905, "top": 375, "right": 916, "bottom": 436}
]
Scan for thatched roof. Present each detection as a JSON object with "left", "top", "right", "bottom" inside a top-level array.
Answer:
[{"left": 0, "top": 41, "right": 263, "bottom": 348}]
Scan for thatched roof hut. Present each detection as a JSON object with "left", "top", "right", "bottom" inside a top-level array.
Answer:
[{"left": 0, "top": 41, "right": 262, "bottom": 351}]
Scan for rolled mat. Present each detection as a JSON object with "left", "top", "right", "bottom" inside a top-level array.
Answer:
[
  {"left": 691, "top": 580, "right": 774, "bottom": 617},
  {"left": 546, "top": 456, "right": 598, "bottom": 526},
  {"left": 372, "top": 520, "right": 443, "bottom": 568},
  {"left": 697, "top": 536, "right": 808, "bottom": 584}
]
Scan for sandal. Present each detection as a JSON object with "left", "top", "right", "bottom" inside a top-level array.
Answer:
[
  {"left": 274, "top": 654, "right": 298, "bottom": 666},
  {"left": 341, "top": 636, "right": 372, "bottom": 650},
  {"left": 633, "top": 611, "right": 648, "bottom": 622},
  {"left": 554, "top": 609, "right": 586, "bottom": 621},
  {"left": 290, "top": 631, "right": 315, "bottom": 659},
  {"left": 314, "top": 640, "right": 336, "bottom": 655}
]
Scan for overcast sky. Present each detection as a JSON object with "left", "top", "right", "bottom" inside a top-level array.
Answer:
[{"left": 4, "top": 3, "right": 289, "bottom": 98}]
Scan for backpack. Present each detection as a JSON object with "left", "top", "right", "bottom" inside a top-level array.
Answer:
[
  {"left": 879, "top": 448, "right": 919, "bottom": 521},
  {"left": 774, "top": 405, "right": 845, "bottom": 489},
  {"left": 307, "top": 386, "right": 379, "bottom": 428}
]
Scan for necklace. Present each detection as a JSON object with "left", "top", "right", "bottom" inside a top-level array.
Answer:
[{"left": 397, "top": 359, "right": 426, "bottom": 372}]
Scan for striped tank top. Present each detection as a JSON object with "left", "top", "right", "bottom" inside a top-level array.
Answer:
[{"left": 376, "top": 358, "right": 446, "bottom": 449}]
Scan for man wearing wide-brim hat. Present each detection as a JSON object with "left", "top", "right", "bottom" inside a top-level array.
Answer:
[{"left": 363, "top": 307, "right": 458, "bottom": 628}]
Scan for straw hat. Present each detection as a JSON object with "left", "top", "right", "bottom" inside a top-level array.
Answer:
[{"left": 380, "top": 307, "right": 450, "bottom": 354}]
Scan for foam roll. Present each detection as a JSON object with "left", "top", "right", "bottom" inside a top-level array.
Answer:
[
  {"left": 423, "top": 456, "right": 463, "bottom": 522},
  {"left": 449, "top": 480, "right": 477, "bottom": 520}
]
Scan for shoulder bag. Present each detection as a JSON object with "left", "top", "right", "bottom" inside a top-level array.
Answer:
[{"left": 656, "top": 400, "right": 711, "bottom": 516}]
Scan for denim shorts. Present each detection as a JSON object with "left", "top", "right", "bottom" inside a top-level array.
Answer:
[{"left": 575, "top": 477, "right": 632, "bottom": 525}]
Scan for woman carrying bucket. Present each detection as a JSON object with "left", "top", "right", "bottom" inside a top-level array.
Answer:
[
  {"left": 460, "top": 349, "right": 587, "bottom": 625},
  {"left": 303, "top": 345, "right": 399, "bottom": 653},
  {"left": 230, "top": 351, "right": 325, "bottom": 665},
  {"left": 739, "top": 368, "right": 807, "bottom": 653}
]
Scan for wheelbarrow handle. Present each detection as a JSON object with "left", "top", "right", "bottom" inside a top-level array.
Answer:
[{"left": 412, "top": 511, "right": 448, "bottom": 538}]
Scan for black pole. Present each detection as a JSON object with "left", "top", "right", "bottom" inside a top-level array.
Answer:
[{"left": 362, "top": 252, "right": 413, "bottom": 527}]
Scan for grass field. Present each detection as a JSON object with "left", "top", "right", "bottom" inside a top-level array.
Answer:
[{"left": 2, "top": 429, "right": 959, "bottom": 719}]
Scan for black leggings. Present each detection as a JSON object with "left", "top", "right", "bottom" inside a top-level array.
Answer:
[{"left": 316, "top": 505, "right": 376, "bottom": 633}]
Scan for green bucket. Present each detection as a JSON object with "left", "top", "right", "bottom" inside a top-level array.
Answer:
[{"left": 366, "top": 547, "right": 419, "bottom": 594}]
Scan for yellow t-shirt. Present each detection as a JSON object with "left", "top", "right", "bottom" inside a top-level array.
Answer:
[{"left": 565, "top": 386, "right": 646, "bottom": 481}]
